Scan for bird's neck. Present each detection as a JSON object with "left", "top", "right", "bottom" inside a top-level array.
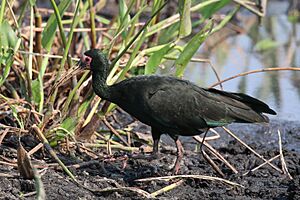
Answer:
[{"left": 92, "top": 70, "right": 111, "bottom": 100}]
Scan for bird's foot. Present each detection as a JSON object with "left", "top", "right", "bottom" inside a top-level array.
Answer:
[{"left": 171, "top": 164, "right": 181, "bottom": 175}]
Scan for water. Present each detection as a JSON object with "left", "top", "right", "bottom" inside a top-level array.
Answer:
[{"left": 182, "top": 1, "right": 300, "bottom": 121}]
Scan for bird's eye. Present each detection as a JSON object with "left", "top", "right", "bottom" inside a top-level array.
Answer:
[{"left": 85, "top": 57, "right": 91, "bottom": 62}]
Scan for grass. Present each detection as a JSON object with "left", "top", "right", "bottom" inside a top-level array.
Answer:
[{"left": 1, "top": 0, "right": 239, "bottom": 148}]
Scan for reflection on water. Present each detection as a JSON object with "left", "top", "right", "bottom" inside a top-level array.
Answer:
[{"left": 183, "top": 1, "right": 300, "bottom": 121}]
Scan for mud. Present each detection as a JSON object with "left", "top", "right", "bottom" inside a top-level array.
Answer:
[{"left": 0, "top": 118, "right": 299, "bottom": 199}]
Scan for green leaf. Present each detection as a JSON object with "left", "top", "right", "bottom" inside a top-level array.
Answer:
[
  {"left": 145, "top": 43, "right": 174, "bottom": 75},
  {"left": 51, "top": 117, "right": 77, "bottom": 143},
  {"left": 107, "top": 103, "right": 118, "bottom": 114},
  {"left": 200, "top": 0, "right": 231, "bottom": 19},
  {"left": 10, "top": 105, "right": 24, "bottom": 129},
  {"left": 29, "top": 0, "right": 36, "bottom": 6},
  {"left": 78, "top": 98, "right": 93, "bottom": 117},
  {"left": 0, "top": 0, "right": 6, "bottom": 24},
  {"left": 175, "top": 21, "right": 213, "bottom": 77},
  {"left": 210, "top": 5, "right": 239, "bottom": 34},
  {"left": 118, "top": 0, "right": 130, "bottom": 39},
  {"left": 0, "top": 49, "right": 13, "bottom": 86},
  {"left": 0, "top": 21, "right": 18, "bottom": 85},
  {"left": 179, "top": 0, "right": 192, "bottom": 38},
  {"left": 0, "top": 20, "right": 18, "bottom": 48},
  {"left": 119, "top": 0, "right": 130, "bottom": 24},
  {"left": 62, "top": 71, "right": 89, "bottom": 115},
  {"left": 117, "top": 27, "right": 148, "bottom": 82},
  {"left": 158, "top": 22, "right": 180, "bottom": 44},
  {"left": 32, "top": 79, "right": 41, "bottom": 104},
  {"left": 61, "top": 117, "right": 77, "bottom": 133},
  {"left": 42, "top": 0, "right": 72, "bottom": 51},
  {"left": 110, "top": 1, "right": 168, "bottom": 69},
  {"left": 254, "top": 38, "right": 279, "bottom": 51},
  {"left": 0, "top": 48, "right": 12, "bottom": 64}
]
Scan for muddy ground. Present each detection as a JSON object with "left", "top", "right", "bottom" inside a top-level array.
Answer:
[{"left": 0, "top": 117, "right": 299, "bottom": 199}]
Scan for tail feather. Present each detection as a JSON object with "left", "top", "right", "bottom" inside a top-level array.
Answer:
[
  {"left": 205, "top": 88, "right": 276, "bottom": 124},
  {"left": 227, "top": 106, "right": 270, "bottom": 123},
  {"left": 207, "top": 88, "right": 277, "bottom": 115},
  {"left": 230, "top": 92, "right": 276, "bottom": 115}
]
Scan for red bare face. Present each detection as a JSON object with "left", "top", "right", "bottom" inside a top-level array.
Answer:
[{"left": 79, "top": 55, "right": 92, "bottom": 69}]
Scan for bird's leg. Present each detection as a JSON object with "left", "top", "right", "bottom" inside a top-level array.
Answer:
[
  {"left": 131, "top": 130, "right": 161, "bottom": 160},
  {"left": 199, "top": 128, "right": 225, "bottom": 177},
  {"left": 172, "top": 136, "right": 184, "bottom": 175},
  {"left": 200, "top": 128, "right": 210, "bottom": 157},
  {"left": 151, "top": 135, "right": 160, "bottom": 159}
]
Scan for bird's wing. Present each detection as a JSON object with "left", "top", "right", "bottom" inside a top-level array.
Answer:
[
  {"left": 145, "top": 81, "right": 211, "bottom": 132},
  {"left": 145, "top": 80, "right": 270, "bottom": 131}
]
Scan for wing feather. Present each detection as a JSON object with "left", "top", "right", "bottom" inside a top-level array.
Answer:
[{"left": 145, "top": 80, "right": 271, "bottom": 132}]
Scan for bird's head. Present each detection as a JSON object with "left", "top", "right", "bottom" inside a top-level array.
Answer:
[{"left": 78, "top": 49, "right": 109, "bottom": 72}]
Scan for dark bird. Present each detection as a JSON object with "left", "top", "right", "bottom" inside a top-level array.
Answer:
[{"left": 79, "top": 49, "right": 276, "bottom": 174}]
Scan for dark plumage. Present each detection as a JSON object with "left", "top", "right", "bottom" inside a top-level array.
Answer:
[{"left": 79, "top": 49, "right": 276, "bottom": 174}]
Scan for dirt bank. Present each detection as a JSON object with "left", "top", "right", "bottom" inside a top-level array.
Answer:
[{"left": 0, "top": 119, "right": 299, "bottom": 199}]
